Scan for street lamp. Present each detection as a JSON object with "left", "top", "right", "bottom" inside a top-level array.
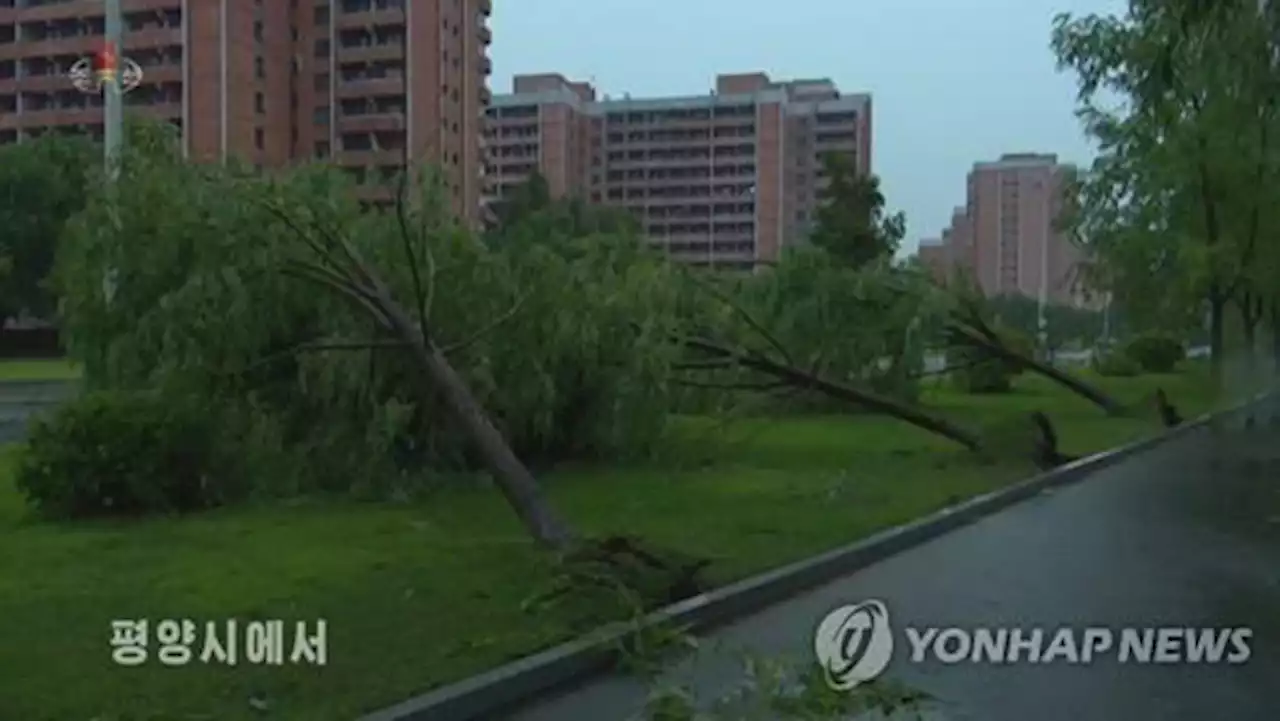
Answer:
[
  {"left": 67, "top": 0, "right": 137, "bottom": 179},
  {"left": 66, "top": 0, "right": 137, "bottom": 305}
]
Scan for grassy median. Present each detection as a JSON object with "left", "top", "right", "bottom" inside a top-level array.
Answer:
[{"left": 0, "top": 368, "right": 1221, "bottom": 721}]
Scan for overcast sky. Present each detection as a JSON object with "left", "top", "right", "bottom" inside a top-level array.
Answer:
[{"left": 488, "top": 0, "right": 1129, "bottom": 254}]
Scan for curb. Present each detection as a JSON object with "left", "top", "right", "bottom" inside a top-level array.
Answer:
[{"left": 358, "top": 392, "right": 1271, "bottom": 721}]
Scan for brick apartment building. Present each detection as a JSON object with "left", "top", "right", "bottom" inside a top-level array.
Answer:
[
  {"left": 0, "top": 0, "right": 492, "bottom": 221},
  {"left": 919, "top": 153, "right": 1088, "bottom": 307},
  {"left": 484, "top": 72, "right": 873, "bottom": 268}
]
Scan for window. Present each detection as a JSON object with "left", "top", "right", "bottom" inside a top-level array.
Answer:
[
  {"left": 255, "top": 56, "right": 265, "bottom": 79},
  {"left": 255, "top": 128, "right": 264, "bottom": 149},
  {"left": 315, "top": 6, "right": 329, "bottom": 23},
  {"left": 253, "top": 21, "right": 263, "bottom": 42},
  {"left": 314, "top": 140, "right": 330, "bottom": 157},
  {"left": 255, "top": 92, "right": 265, "bottom": 113},
  {"left": 315, "top": 73, "right": 329, "bottom": 91},
  {"left": 314, "top": 106, "right": 330, "bottom": 125},
  {"left": 315, "top": 39, "right": 330, "bottom": 57}
]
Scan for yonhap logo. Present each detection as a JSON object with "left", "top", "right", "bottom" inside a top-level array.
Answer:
[
  {"left": 813, "top": 600, "right": 894, "bottom": 690},
  {"left": 813, "top": 599, "right": 1254, "bottom": 692}
]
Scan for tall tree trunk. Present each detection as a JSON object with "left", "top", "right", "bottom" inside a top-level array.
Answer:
[
  {"left": 412, "top": 333, "right": 577, "bottom": 550},
  {"left": 354, "top": 263, "right": 577, "bottom": 551}
]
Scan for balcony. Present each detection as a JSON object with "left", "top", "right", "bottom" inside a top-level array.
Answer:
[
  {"left": 336, "top": 10, "right": 405, "bottom": 29},
  {"left": 337, "top": 43, "right": 405, "bottom": 63},
  {"left": 479, "top": 0, "right": 492, "bottom": 16},
  {"left": 133, "top": 63, "right": 181, "bottom": 84},
  {"left": 14, "top": 106, "right": 102, "bottom": 128},
  {"left": 478, "top": 25, "right": 491, "bottom": 45},
  {"left": 125, "top": 26, "right": 182, "bottom": 50},
  {"left": 1, "top": 73, "right": 54, "bottom": 92},
  {"left": 0, "top": 1, "right": 100, "bottom": 23},
  {"left": 3, "top": 35, "right": 98, "bottom": 60},
  {"left": 125, "top": 0, "right": 182, "bottom": 11},
  {"left": 481, "top": 56, "right": 491, "bottom": 76},
  {"left": 336, "top": 76, "right": 404, "bottom": 98},
  {"left": 337, "top": 113, "right": 405, "bottom": 133}
]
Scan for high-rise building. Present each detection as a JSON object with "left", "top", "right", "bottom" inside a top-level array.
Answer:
[
  {"left": 485, "top": 72, "right": 872, "bottom": 268},
  {"left": 918, "top": 206, "right": 974, "bottom": 283},
  {"left": 921, "top": 154, "right": 1086, "bottom": 306},
  {"left": 0, "top": 0, "right": 492, "bottom": 222}
]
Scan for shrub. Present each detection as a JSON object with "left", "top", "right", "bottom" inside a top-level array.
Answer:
[
  {"left": 15, "top": 390, "right": 249, "bottom": 519},
  {"left": 1123, "top": 332, "right": 1184, "bottom": 373},
  {"left": 1094, "top": 351, "right": 1141, "bottom": 377}
]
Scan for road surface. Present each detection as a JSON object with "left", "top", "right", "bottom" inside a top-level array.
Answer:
[
  {"left": 0, "top": 380, "right": 73, "bottom": 443},
  {"left": 503, "top": 401, "right": 1280, "bottom": 721}
]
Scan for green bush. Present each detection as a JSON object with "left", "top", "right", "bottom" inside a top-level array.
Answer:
[
  {"left": 1123, "top": 332, "right": 1184, "bottom": 373},
  {"left": 15, "top": 390, "right": 249, "bottom": 519},
  {"left": 1093, "top": 351, "right": 1141, "bottom": 377}
]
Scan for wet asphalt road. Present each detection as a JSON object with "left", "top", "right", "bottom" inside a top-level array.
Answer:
[
  {"left": 503, "top": 402, "right": 1280, "bottom": 721},
  {"left": 0, "top": 380, "right": 74, "bottom": 443}
]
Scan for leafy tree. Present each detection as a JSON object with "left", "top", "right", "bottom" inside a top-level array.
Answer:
[
  {"left": 491, "top": 169, "right": 552, "bottom": 227},
  {"left": 733, "top": 247, "right": 928, "bottom": 400},
  {"left": 808, "top": 153, "right": 903, "bottom": 268},
  {"left": 487, "top": 171, "right": 641, "bottom": 248},
  {"left": 54, "top": 121, "right": 689, "bottom": 550},
  {"left": 1052, "top": 0, "right": 1280, "bottom": 386},
  {"left": 0, "top": 133, "right": 95, "bottom": 322}
]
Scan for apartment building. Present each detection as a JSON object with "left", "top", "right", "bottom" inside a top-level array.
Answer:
[
  {"left": 923, "top": 154, "right": 1086, "bottom": 306},
  {"left": 0, "top": 0, "right": 492, "bottom": 221},
  {"left": 919, "top": 206, "right": 975, "bottom": 283},
  {"left": 485, "top": 72, "right": 872, "bottom": 268}
]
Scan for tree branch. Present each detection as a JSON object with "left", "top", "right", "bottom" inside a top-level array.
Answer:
[
  {"left": 393, "top": 165, "right": 430, "bottom": 333},
  {"left": 678, "top": 268, "right": 795, "bottom": 365},
  {"left": 279, "top": 261, "right": 391, "bottom": 329},
  {"left": 440, "top": 293, "right": 528, "bottom": 356}
]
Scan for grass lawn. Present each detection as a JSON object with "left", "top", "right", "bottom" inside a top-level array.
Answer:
[
  {"left": 0, "top": 368, "right": 1224, "bottom": 721},
  {"left": 0, "top": 357, "right": 81, "bottom": 381}
]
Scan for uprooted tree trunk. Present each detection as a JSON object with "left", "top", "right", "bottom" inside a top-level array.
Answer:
[
  {"left": 945, "top": 303, "right": 1127, "bottom": 416},
  {"left": 675, "top": 333, "right": 983, "bottom": 452},
  {"left": 669, "top": 275, "right": 1085, "bottom": 469},
  {"left": 260, "top": 188, "right": 576, "bottom": 552},
  {"left": 259, "top": 179, "right": 721, "bottom": 615},
  {"left": 670, "top": 331, "right": 1092, "bottom": 473},
  {"left": 947, "top": 309, "right": 1191, "bottom": 428}
]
